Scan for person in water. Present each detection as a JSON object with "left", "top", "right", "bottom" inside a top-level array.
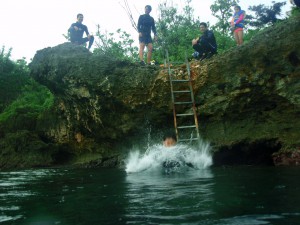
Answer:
[
  {"left": 68, "top": 13, "right": 94, "bottom": 50},
  {"left": 163, "top": 133, "right": 177, "bottom": 147},
  {"left": 137, "top": 5, "right": 158, "bottom": 66},
  {"left": 192, "top": 22, "right": 217, "bottom": 61},
  {"left": 162, "top": 133, "right": 195, "bottom": 168},
  {"left": 230, "top": 5, "right": 246, "bottom": 46}
]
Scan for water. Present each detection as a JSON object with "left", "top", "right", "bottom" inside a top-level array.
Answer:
[{"left": 1, "top": 145, "right": 300, "bottom": 224}]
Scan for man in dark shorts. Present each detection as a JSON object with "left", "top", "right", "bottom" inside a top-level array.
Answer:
[
  {"left": 68, "top": 14, "right": 94, "bottom": 50},
  {"left": 137, "top": 5, "right": 158, "bottom": 65}
]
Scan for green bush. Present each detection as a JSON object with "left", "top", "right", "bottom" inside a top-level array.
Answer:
[{"left": 0, "top": 46, "right": 54, "bottom": 128}]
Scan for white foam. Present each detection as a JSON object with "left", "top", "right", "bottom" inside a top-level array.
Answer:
[{"left": 125, "top": 141, "right": 213, "bottom": 173}]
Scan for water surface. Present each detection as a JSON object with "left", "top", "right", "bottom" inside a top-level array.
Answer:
[{"left": 1, "top": 166, "right": 300, "bottom": 225}]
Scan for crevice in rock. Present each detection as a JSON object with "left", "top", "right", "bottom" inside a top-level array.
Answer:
[
  {"left": 288, "top": 51, "right": 300, "bottom": 66},
  {"left": 213, "top": 139, "right": 282, "bottom": 166},
  {"left": 52, "top": 146, "right": 74, "bottom": 164}
]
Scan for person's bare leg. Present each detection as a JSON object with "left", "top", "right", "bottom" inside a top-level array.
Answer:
[
  {"left": 139, "top": 43, "right": 146, "bottom": 62},
  {"left": 234, "top": 32, "right": 239, "bottom": 46},
  {"left": 146, "top": 43, "right": 153, "bottom": 64},
  {"left": 238, "top": 30, "right": 243, "bottom": 45}
]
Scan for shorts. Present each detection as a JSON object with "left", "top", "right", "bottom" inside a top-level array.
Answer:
[
  {"left": 139, "top": 33, "right": 152, "bottom": 45},
  {"left": 234, "top": 27, "right": 243, "bottom": 33}
]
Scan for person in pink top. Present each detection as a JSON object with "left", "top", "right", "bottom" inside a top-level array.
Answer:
[{"left": 230, "top": 5, "right": 246, "bottom": 46}]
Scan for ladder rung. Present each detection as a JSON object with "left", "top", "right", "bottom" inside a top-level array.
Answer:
[
  {"left": 177, "top": 125, "right": 196, "bottom": 129},
  {"left": 178, "top": 138, "right": 199, "bottom": 142},
  {"left": 171, "top": 79, "right": 190, "bottom": 82},
  {"left": 173, "top": 90, "right": 191, "bottom": 93},
  {"left": 174, "top": 101, "right": 193, "bottom": 105},
  {"left": 168, "top": 61, "right": 185, "bottom": 64},
  {"left": 176, "top": 113, "right": 194, "bottom": 117}
]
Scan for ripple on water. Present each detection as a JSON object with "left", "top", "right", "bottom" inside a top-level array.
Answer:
[{"left": 0, "top": 215, "right": 23, "bottom": 223}]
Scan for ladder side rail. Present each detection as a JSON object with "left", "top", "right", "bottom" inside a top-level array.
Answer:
[
  {"left": 166, "top": 50, "right": 179, "bottom": 140},
  {"left": 185, "top": 51, "right": 201, "bottom": 141}
]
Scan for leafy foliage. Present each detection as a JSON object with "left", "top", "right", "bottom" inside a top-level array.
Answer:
[
  {"left": 290, "top": 6, "right": 300, "bottom": 17},
  {"left": 154, "top": 0, "right": 200, "bottom": 62},
  {"left": 213, "top": 31, "right": 236, "bottom": 53},
  {"left": 210, "top": 0, "right": 239, "bottom": 35},
  {"left": 0, "top": 47, "right": 54, "bottom": 126},
  {"left": 93, "top": 26, "right": 138, "bottom": 61},
  {"left": 247, "top": 1, "right": 287, "bottom": 29},
  {"left": 0, "top": 79, "right": 54, "bottom": 123}
]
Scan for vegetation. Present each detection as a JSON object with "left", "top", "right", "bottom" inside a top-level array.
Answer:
[
  {"left": 93, "top": 26, "right": 138, "bottom": 61},
  {"left": 0, "top": 47, "right": 54, "bottom": 129},
  {"left": 247, "top": 1, "right": 287, "bottom": 29},
  {"left": 1, "top": 1, "right": 290, "bottom": 119},
  {"left": 90, "top": 0, "right": 287, "bottom": 63},
  {"left": 154, "top": 0, "right": 200, "bottom": 62}
]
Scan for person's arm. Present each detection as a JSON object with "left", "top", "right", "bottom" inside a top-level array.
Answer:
[
  {"left": 137, "top": 15, "right": 142, "bottom": 33},
  {"left": 137, "top": 15, "right": 143, "bottom": 37},
  {"left": 152, "top": 18, "right": 157, "bottom": 36},
  {"left": 84, "top": 25, "right": 90, "bottom": 36},
  {"left": 230, "top": 16, "right": 235, "bottom": 26},
  {"left": 192, "top": 37, "right": 199, "bottom": 46},
  {"left": 152, "top": 17, "right": 158, "bottom": 41}
]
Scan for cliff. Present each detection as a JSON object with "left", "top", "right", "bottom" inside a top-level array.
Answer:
[{"left": 1, "top": 15, "right": 299, "bottom": 169}]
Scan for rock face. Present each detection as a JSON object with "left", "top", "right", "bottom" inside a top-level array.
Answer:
[
  {"left": 192, "top": 15, "right": 300, "bottom": 165},
  {"left": 29, "top": 43, "right": 171, "bottom": 168},
  {"left": 13, "top": 14, "right": 300, "bottom": 168}
]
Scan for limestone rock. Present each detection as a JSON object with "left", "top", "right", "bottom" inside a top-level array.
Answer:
[{"left": 27, "top": 15, "right": 300, "bottom": 167}]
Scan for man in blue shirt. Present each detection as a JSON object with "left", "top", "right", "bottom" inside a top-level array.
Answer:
[{"left": 68, "top": 14, "right": 94, "bottom": 50}]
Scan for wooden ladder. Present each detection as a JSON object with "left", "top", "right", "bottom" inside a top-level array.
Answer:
[{"left": 165, "top": 50, "right": 200, "bottom": 143}]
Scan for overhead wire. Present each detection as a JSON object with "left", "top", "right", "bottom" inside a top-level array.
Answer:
[{"left": 119, "top": 0, "right": 138, "bottom": 31}]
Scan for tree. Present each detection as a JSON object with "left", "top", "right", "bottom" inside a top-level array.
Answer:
[
  {"left": 155, "top": 0, "right": 200, "bottom": 62},
  {"left": 210, "top": 0, "right": 239, "bottom": 35},
  {"left": 93, "top": 26, "right": 138, "bottom": 62},
  {"left": 247, "top": 1, "right": 287, "bottom": 29},
  {"left": 209, "top": 0, "right": 239, "bottom": 52}
]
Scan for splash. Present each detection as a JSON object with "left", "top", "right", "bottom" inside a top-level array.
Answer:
[{"left": 125, "top": 141, "right": 212, "bottom": 173}]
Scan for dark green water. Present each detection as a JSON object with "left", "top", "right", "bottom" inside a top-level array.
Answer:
[{"left": 1, "top": 166, "right": 300, "bottom": 225}]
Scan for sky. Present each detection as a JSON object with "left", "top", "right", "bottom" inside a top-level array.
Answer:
[{"left": 0, "top": 0, "right": 292, "bottom": 61}]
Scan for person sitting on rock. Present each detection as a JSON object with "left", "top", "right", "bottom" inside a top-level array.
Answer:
[
  {"left": 192, "top": 22, "right": 217, "bottom": 61},
  {"left": 68, "top": 13, "right": 94, "bottom": 50}
]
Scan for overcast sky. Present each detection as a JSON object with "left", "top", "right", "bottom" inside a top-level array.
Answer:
[{"left": 0, "top": 0, "right": 292, "bottom": 61}]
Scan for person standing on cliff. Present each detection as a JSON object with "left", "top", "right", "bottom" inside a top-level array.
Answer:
[
  {"left": 68, "top": 13, "right": 94, "bottom": 50},
  {"left": 230, "top": 5, "right": 246, "bottom": 46},
  {"left": 137, "top": 5, "right": 158, "bottom": 66},
  {"left": 192, "top": 22, "right": 217, "bottom": 61}
]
